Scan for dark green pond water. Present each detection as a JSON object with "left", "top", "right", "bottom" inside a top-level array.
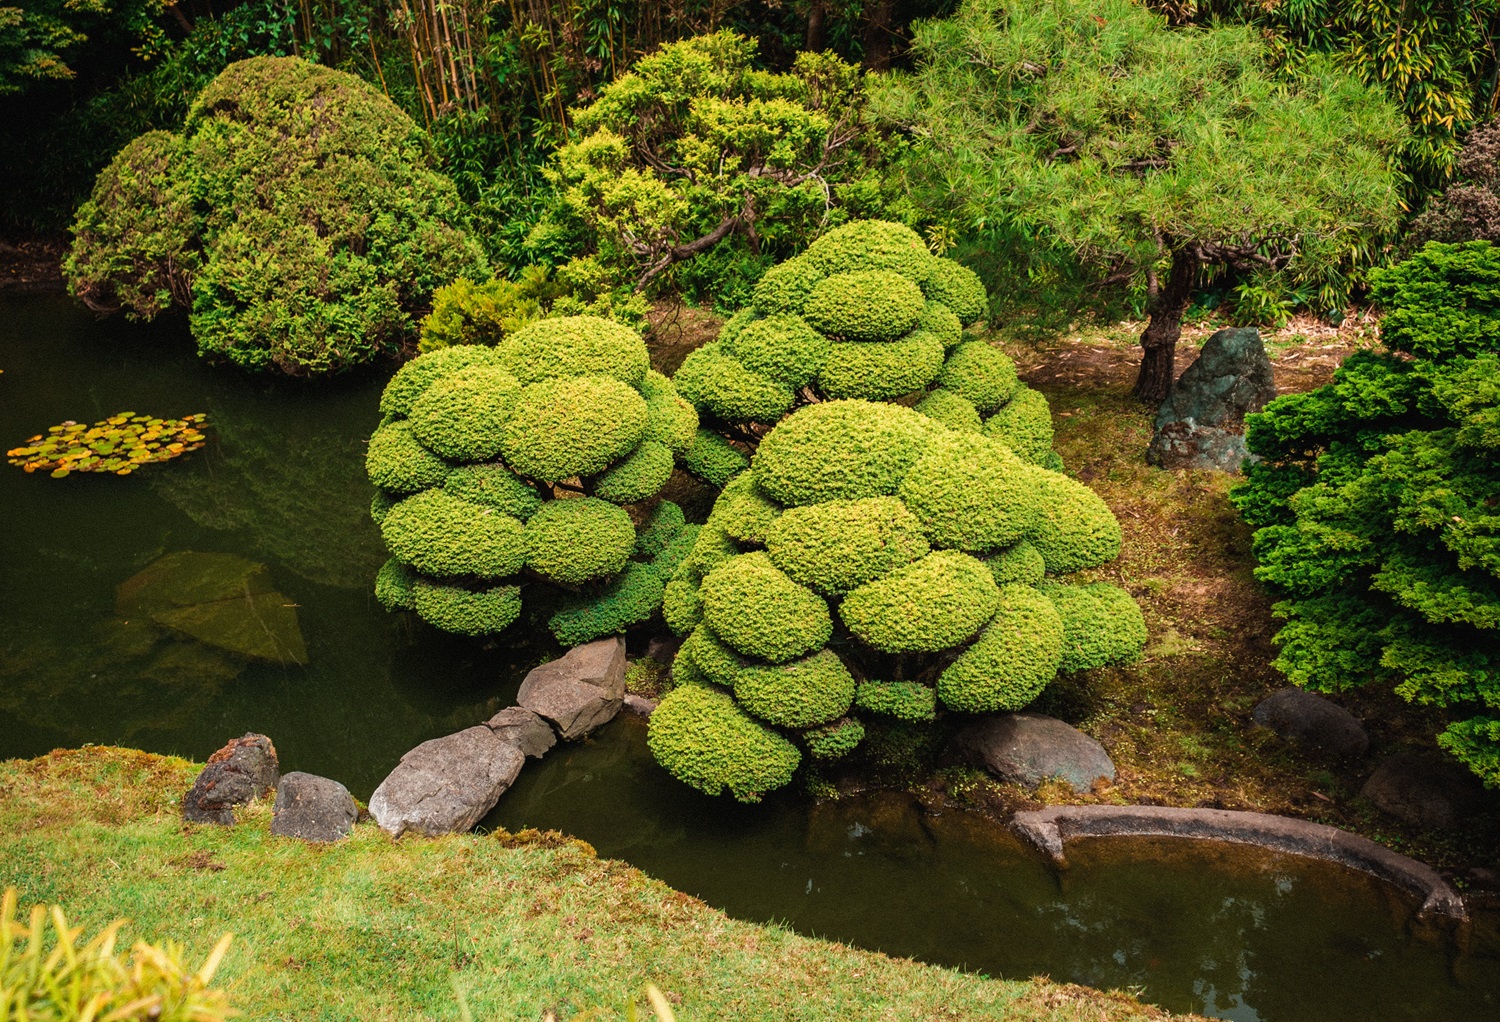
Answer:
[{"left": 2, "top": 295, "right": 1496, "bottom": 1021}]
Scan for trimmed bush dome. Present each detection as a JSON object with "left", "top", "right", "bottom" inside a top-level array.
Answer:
[
  {"left": 367, "top": 314, "right": 700, "bottom": 643},
  {"left": 672, "top": 219, "right": 1060, "bottom": 477},
  {"left": 648, "top": 399, "right": 1142, "bottom": 801},
  {"left": 65, "top": 57, "right": 486, "bottom": 376}
]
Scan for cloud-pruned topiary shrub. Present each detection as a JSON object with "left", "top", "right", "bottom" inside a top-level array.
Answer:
[
  {"left": 648, "top": 399, "right": 1143, "bottom": 801},
  {"left": 368, "top": 314, "right": 700, "bottom": 644},
  {"left": 671, "top": 219, "right": 1061, "bottom": 480},
  {"left": 65, "top": 56, "right": 486, "bottom": 377}
]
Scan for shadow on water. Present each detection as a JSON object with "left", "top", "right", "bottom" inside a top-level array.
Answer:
[{"left": 2, "top": 296, "right": 1498, "bottom": 1021}]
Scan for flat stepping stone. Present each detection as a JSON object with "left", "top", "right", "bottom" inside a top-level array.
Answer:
[{"left": 485, "top": 706, "right": 556, "bottom": 758}]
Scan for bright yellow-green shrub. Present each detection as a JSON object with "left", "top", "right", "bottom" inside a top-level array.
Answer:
[
  {"left": 640, "top": 371, "right": 699, "bottom": 455},
  {"left": 802, "top": 219, "right": 934, "bottom": 280},
  {"left": 708, "top": 471, "right": 782, "bottom": 546},
  {"left": 408, "top": 365, "right": 522, "bottom": 462},
  {"left": 917, "top": 300, "right": 964, "bottom": 349},
  {"left": 375, "top": 557, "right": 417, "bottom": 610},
  {"left": 803, "top": 270, "right": 926, "bottom": 341},
  {"left": 839, "top": 550, "right": 1000, "bottom": 652},
  {"left": 751, "top": 257, "right": 826, "bottom": 315},
  {"left": 1026, "top": 470, "right": 1124, "bottom": 575},
  {"left": 379, "top": 344, "right": 503, "bottom": 418},
  {"left": 1042, "top": 581, "right": 1149, "bottom": 672},
  {"left": 381, "top": 489, "right": 527, "bottom": 579},
  {"left": 983, "top": 538, "right": 1046, "bottom": 586},
  {"left": 592, "top": 440, "right": 675, "bottom": 503},
  {"left": 673, "top": 343, "right": 796, "bottom": 424},
  {"left": 443, "top": 464, "right": 543, "bottom": 520},
  {"left": 417, "top": 275, "right": 543, "bottom": 353},
  {"left": 765, "top": 496, "right": 930, "bottom": 596},
  {"left": 498, "top": 375, "right": 649, "bottom": 481},
  {"left": 937, "top": 584, "right": 1065, "bottom": 712},
  {"left": 984, "top": 386, "right": 1054, "bottom": 465},
  {"left": 722, "top": 314, "right": 832, "bottom": 388},
  {"left": 662, "top": 577, "right": 705, "bottom": 634},
  {"left": 366, "top": 420, "right": 451, "bottom": 494},
  {"left": 803, "top": 717, "right": 866, "bottom": 759},
  {"left": 897, "top": 430, "right": 1038, "bottom": 552},
  {"left": 855, "top": 680, "right": 937, "bottom": 722},
  {"left": 754, "top": 400, "right": 936, "bottom": 506},
  {"left": 412, "top": 579, "right": 523, "bottom": 636},
  {"left": 524, "top": 498, "right": 636, "bottom": 584},
  {"left": 733, "top": 649, "right": 856, "bottom": 728},
  {"left": 938, "top": 340, "right": 1021, "bottom": 413},
  {"left": 699, "top": 552, "right": 834, "bottom": 663},
  {"left": 921, "top": 258, "right": 989, "bottom": 324},
  {"left": 493, "top": 315, "right": 649, "bottom": 387},
  {"left": 634, "top": 501, "right": 688, "bottom": 559},
  {"left": 680, "top": 624, "right": 745, "bottom": 688},
  {"left": 817, "top": 332, "right": 947, "bottom": 401},
  {"left": 646, "top": 685, "right": 802, "bottom": 802},
  {"left": 915, "top": 387, "right": 983, "bottom": 433},
  {"left": 681, "top": 428, "right": 751, "bottom": 487}
]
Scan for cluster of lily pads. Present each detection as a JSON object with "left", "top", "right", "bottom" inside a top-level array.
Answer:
[{"left": 7, "top": 413, "right": 209, "bottom": 478}]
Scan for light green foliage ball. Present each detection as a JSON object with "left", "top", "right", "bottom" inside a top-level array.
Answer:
[
  {"left": 443, "top": 464, "right": 543, "bottom": 521},
  {"left": 817, "top": 332, "right": 946, "bottom": 401},
  {"left": 803, "top": 270, "right": 927, "bottom": 341},
  {"left": 700, "top": 552, "right": 833, "bottom": 662},
  {"left": 752, "top": 257, "right": 826, "bottom": 314},
  {"left": 840, "top": 549, "right": 1001, "bottom": 652},
  {"left": 753, "top": 400, "right": 936, "bottom": 506},
  {"left": 984, "top": 539, "right": 1047, "bottom": 586},
  {"left": 897, "top": 430, "right": 1038, "bottom": 552},
  {"left": 938, "top": 341, "right": 1021, "bottom": 413},
  {"left": 723, "top": 314, "right": 831, "bottom": 388},
  {"left": 634, "top": 501, "right": 687, "bottom": 559},
  {"left": 663, "top": 577, "right": 704, "bottom": 635},
  {"left": 854, "top": 680, "right": 937, "bottom": 722},
  {"left": 1042, "top": 581, "right": 1149, "bottom": 672},
  {"left": 408, "top": 365, "right": 522, "bottom": 462},
  {"left": 416, "top": 275, "right": 543, "bottom": 353},
  {"left": 370, "top": 488, "right": 398, "bottom": 525},
  {"left": 412, "top": 580, "right": 523, "bottom": 636},
  {"left": 937, "top": 584, "right": 1065, "bottom": 712},
  {"left": 651, "top": 522, "right": 699, "bottom": 579},
  {"left": 549, "top": 562, "right": 666, "bottom": 645},
  {"left": 709, "top": 471, "right": 782, "bottom": 545},
  {"left": 681, "top": 428, "right": 751, "bottom": 487},
  {"left": 523, "top": 497, "right": 636, "bottom": 584},
  {"left": 734, "top": 649, "right": 855, "bottom": 729},
  {"left": 640, "top": 370, "right": 699, "bottom": 455},
  {"left": 922, "top": 258, "right": 989, "bottom": 325},
  {"left": 673, "top": 343, "right": 796, "bottom": 424},
  {"left": 592, "top": 439, "right": 675, "bottom": 503},
  {"left": 365, "top": 420, "right": 450, "bottom": 494},
  {"left": 719, "top": 307, "right": 761, "bottom": 346},
  {"left": 918, "top": 300, "right": 964, "bottom": 349},
  {"left": 915, "top": 388, "right": 983, "bottom": 434},
  {"left": 498, "top": 375, "right": 649, "bottom": 481},
  {"left": 802, "top": 219, "right": 934, "bottom": 280},
  {"left": 380, "top": 344, "right": 503, "bottom": 418},
  {"left": 1026, "top": 469, "right": 1124, "bottom": 574},
  {"left": 984, "top": 386, "right": 1054, "bottom": 464},
  {"left": 647, "top": 685, "right": 802, "bottom": 802},
  {"left": 375, "top": 557, "right": 417, "bottom": 611},
  {"left": 680, "top": 624, "right": 745, "bottom": 688},
  {"left": 680, "top": 522, "right": 740, "bottom": 580},
  {"left": 380, "top": 489, "right": 527, "bottom": 579},
  {"left": 803, "top": 718, "right": 865, "bottom": 760},
  {"left": 765, "top": 496, "right": 930, "bottom": 596},
  {"left": 494, "top": 315, "right": 649, "bottom": 387}
]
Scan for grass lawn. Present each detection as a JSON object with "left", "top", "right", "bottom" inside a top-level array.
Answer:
[{"left": 0, "top": 746, "right": 1190, "bottom": 1021}]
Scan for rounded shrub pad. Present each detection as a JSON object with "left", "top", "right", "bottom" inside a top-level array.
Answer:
[
  {"left": 897, "top": 430, "right": 1039, "bottom": 552},
  {"left": 753, "top": 400, "right": 936, "bottom": 507},
  {"left": 549, "top": 561, "right": 665, "bottom": 646},
  {"left": 699, "top": 552, "right": 833, "bottom": 663},
  {"left": 374, "top": 557, "right": 417, "bottom": 611},
  {"left": 408, "top": 365, "right": 523, "bottom": 461},
  {"left": 709, "top": 471, "right": 782, "bottom": 546},
  {"left": 1026, "top": 469, "right": 1123, "bottom": 574},
  {"left": 640, "top": 370, "right": 699, "bottom": 455},
  {"left": 592, "top": 439, "right": 675, "bottom": 504},
  {"left": 984, "top": 386, "right": 1054, "bottom": 465},
  {"left": 839, "top": 549, "right": 1000, "bottom": 653},
  {"left": 752, "top": 257, "right": 826, "bottom": 314},
  {"left": 718, "top": 307, "right": 761, "bottom": 346},
  {"left": 733, "top": 649, "right": 855, "bottom": 729},
  {"left": 523, "top": 497, "right": 635, "bottom": 584},
  {"left": 914, "top": 388, "right": 983, "bottom": 434},
  {"left": 370, "top": 488, "right": 398, "bottom": 526},
  {"left": 854, "top": 680, "right": 936, "bottom": 722},
  {"left": 817, "top": 332, "right": 946, "bottom": 401},
  {"left": 494, "top": 314, "right": 649, "bottom": 387},
  {"left": 634, "top": 500, "right": 687, "bottom": 559},
  {"left": 381, "top": 489, "right": 525, "bottom": 578},
  {"left": 663, "top": 577, "right": 704, "bottom": 635},
  {"left": 917, "top": 300, "right": 964, "bottom": 349},
  {"left": 983, "top": 538, "right": 1047, "bottom": 586},
  {"left": 379, "top": 344, "right": 503, "bottom": 418},
  {"left": 938, "top": 341, "right": 1021, "bottom": 414},
  {"left": 649, "top": 521, "right": 699, "bottom": 576},
  {"left": 412, "top": 579, "right": 523, "bottom": 636},
  {"left": 723, "top": 314, "right": 832, "bottom": 389},
  {"left": 680, "top": 623, "right": 745, "bottom": 688},
  {"left": 444, "top": 464, "right": 543, "bottom": 521},
  {"left": 803, "top": 270, "right": 926, "bottom": 341},
  {"left": 498, "top": 375, "right": 649, "bottom": 481},
  {"left": 366, "top": 419, "right": 450, "bottom": 494},
  {"left": 1041, "top": 581, "right": 1148, "bottom": 672},
  {"left": 680, "top": 522, "right": 740, "bottom": 581},
  {"left": 937, "top": 583, "right": 1064, "bottom": 713},
  {"left": 765, "top": 496, "right": 930, "bottom": 596},
  {"left": 647, "top": 685, "right": 801, "bottom": 802},
  {"left": 672, "top": 343, "right": 795, "bottom": 423},
  {"left": 922, "top": 258, "right": 989, "bottom": 325},
  {"left": 804, "top": 717, "right": 865, "bottom": 760},
  {"left": 802, "top": 220, "right": 934, "bottom": 280},
  {"left": 682, "top": 428, "right": 750, "bottom": 487}
]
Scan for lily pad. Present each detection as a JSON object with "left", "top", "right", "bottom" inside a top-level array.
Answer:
[{"left": 8, "top": 411, "right": 208, "bottom": 476}]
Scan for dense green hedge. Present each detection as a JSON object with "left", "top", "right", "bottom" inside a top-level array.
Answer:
[{"left": 648, "top": 398, "right": 1141, "bottom": 800}]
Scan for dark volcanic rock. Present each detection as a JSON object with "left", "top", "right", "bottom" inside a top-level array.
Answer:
[
  {"left": 1148, "top": 326, "right": 1277, "bottom": 471},
  {"left": 270, "top": 771, "right": 357, "bottom": 842},
  {"left": 484, "top": 706, "right": 557, "bottom": 758},
  {"left": 517, "top": 636, "right": 626, "bottom": 739},
  {"left": 369, "top": 726, "right": 525, "bottom": 838},
  {"left": 182, "top": 733, "right": 279, "bottom": 825},
  {"left": 1360, "top": 753, "right": 1490, "bottom": 830},
  {"left": 1252, "top": 688, "right": 1369, "bottom": 759},
  {"left": 952, "top": 712, "right": 1115, "bottom": 793}
]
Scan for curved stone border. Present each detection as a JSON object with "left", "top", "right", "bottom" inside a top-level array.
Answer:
[{"left": 1011, "top": 805, "right": 1467, "bottom": 922}]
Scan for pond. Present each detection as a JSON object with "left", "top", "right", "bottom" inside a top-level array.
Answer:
[{"left": 1, "top": 295, "right": 1496, "bottom": 1021}]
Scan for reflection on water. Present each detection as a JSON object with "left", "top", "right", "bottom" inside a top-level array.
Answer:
[{"left": 3, "top": 296, "right": 1497, "bottom": 1021}]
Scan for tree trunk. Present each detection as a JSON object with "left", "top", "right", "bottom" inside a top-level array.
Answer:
[
  {"left": 1132, "top": 248, "right": 1198, "bottom": 406},
  {"left": 806, "top": 2, "right": 826, "bottom": 51}
]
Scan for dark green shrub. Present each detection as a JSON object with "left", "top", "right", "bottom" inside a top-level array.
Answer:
[
  {"left": 413, "top": 580, "right": 523, "bottom": 636},
  {"left": 803, "top": 718, "right": 867, "bottom": 760},
  {"left": 647, "top": 685, "right": 802, "bottom": 803},
  {"left": 549, "top": 562, "right": 666, "bottom": 646},
  {"left": 854, "top": 681, "right": 937, "bottom": 722},
  {"left": 65, "top": 57, "right": 487, "bottom": 376}
]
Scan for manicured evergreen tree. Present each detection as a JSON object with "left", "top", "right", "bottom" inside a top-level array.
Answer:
[{"left": 1232, "top": 241, "right": 1500, "bottom": 786}]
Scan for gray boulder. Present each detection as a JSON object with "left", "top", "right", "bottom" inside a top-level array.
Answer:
[
  {"left": 369, "top": 727, "right": 525, "bottom": 838},
  {"left": 484, "top": 706, "right": 556, "bottom": 758},
  {"left": 1360, "top": 753, "right": 1490, "bottom": 830},
  {"left": 517, "top": 636, "right": 626, "bottom": 740},
  {"left": 952, "top": 713, "right": 1115, "bottom": 793},
  {"left": 623, "top": 693, "right": 658, "bottom": 718},
  {"left": 182, "top": 733, "right": 279, "bottom": 825},
  {"left": 1145, "top": 420, "right": 1254, "bottom": 472},
  {"left": 1148, "top": 326, "right": 1276, "bottom": 471},
  {"left": 271, "top": 772, "right": 357, "bottom": 842},
  {"left": 1253, "top": 688, "right": 1369, "bottom": 759}
]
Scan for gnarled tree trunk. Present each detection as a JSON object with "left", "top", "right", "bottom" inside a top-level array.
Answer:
[{"left": 1133, "top": 247, "right": 1199, "bottom": 406}]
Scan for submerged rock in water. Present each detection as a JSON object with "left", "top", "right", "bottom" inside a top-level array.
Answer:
[
  {"left": 369, "top": 727, "right": 525, "bottom": 838},
  {"left": 1360, "top": 753, "right": 1490, "bottom": 830},
  {"left": 1252, "top": 688, "right": 1369, "bottom": 759},
  {"left": 952, "top": 712, "right": 1115, "bottom": 793},
  {"left": 271, "top": 771, "right": 357, "bottom": 842},
  {"left": 517, "top": 636, "right": 626, "bottom": 740},
  {"left": 484, "top": 706, "right": 556, "bottom": 758},
  {"left": 183, "top": 732, "right": 280, "bottom": 824},
  {"left": 1147, "top": 326, "right": 1277, "bottom": 472}
]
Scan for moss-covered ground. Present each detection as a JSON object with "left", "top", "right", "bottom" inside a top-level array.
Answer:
[{"left": 0, "top": 746, "right": 1191, "bottom": 1021}]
